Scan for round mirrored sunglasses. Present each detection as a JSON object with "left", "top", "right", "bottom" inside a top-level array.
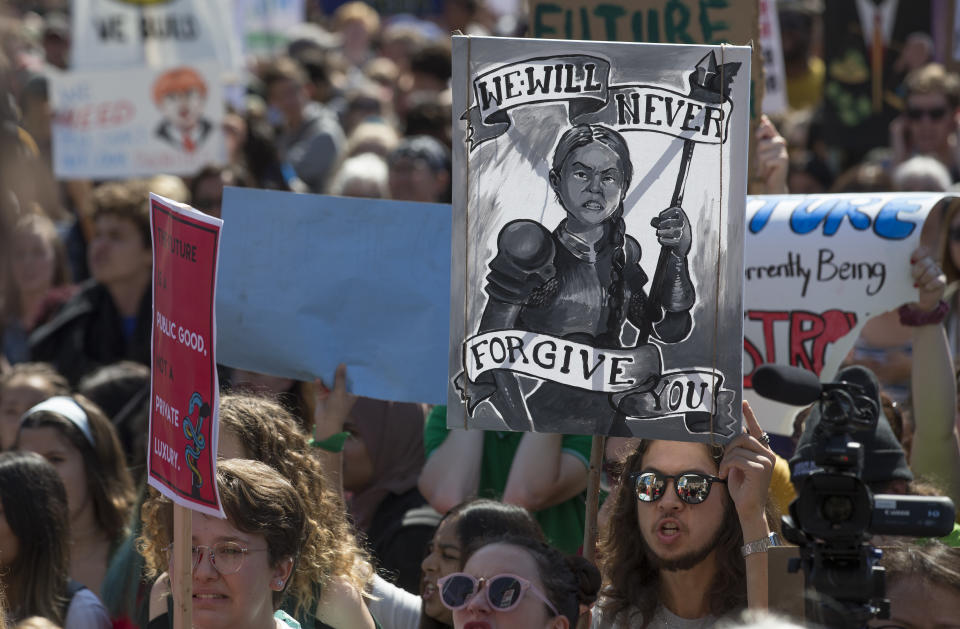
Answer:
[{"left": 632, "top": 470, "right": 726, "bottom": 504}]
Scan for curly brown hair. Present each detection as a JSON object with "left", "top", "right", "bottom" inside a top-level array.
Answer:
[
  {"left": 140, "top": 458, "right": 307, "bottom": 609},
  {"left": 597, "top": 439, "right": 778, "bottom": 628},
  {"left": 91, "top": 179, "right": 151, "bottom": 249},
  {"left": 140, "top": 394, "right": 372, "bottom": 616}
]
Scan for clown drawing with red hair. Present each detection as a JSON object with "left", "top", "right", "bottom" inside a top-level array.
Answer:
[{"left": 152, "top": 67, "right": 211, "bottom": 153}]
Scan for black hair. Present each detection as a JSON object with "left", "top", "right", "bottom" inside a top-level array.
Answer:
[
  {"left": 452, "top": 499, "right": 545, "bottom": 547},
  {"left": 419, "top": 499, "right": 544, "bottom": 629},
  {"left": 77, "top": 361, "right": 151, "bottom": 483},
  {"left": 409, "top": 43, "right": 451, "bottom": 84}
]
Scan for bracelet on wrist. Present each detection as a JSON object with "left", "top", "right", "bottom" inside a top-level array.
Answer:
[
  {"left": 898, "top": 300, "right": 948, "bottom": 327},
  {"left": 741, "top": 532, "right": 782, "bottom": 557},
  {"left": 309, "top": 431, "right": 350, "bottom": 453}
]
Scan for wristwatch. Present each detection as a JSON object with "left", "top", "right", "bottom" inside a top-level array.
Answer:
[{"left": 741, "top": 532, "right": 782, "bottom": 557}]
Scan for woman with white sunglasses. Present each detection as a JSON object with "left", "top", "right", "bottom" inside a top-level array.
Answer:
[{"left": 437, "top": 535, "right": 600, "bottom": 629}]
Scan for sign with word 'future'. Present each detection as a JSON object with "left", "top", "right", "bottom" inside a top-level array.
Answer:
[
  {"left": 148, "top": 193, "right": 224, "bottom": 518},
  {"left": 527, "top": 0, "right": 763, "bottom": 118}
]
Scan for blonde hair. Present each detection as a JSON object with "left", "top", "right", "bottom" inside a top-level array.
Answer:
[
  {"left": 345, "top": 121, "right": 399, "bottom": 159},
  {"left": 906, "top": 63, "right": 960, "bottom": 108},
  {"left": 2, "top": 214, "right": 72, "bottom": 321},
  {"left": 140, "top": 394, "right": 372, "bottom": 615},
  {"left": 333, "top": 1, "right": 379, "bottom": 36}
]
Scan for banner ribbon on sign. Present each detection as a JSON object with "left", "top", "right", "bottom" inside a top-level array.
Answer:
[
  {"left": 462, "top": 54, "right": 733, "bottom": 151},
  {"left": 454, "top": 330, "right": 737, "bottom": 434}
]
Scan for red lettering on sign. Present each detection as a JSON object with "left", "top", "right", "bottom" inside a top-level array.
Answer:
[
  {"left": 56, "top": 100, "right": 136, "bottom": 130},
  {"left": 743, "top": 309, "right": 858, "bottom": 388}
]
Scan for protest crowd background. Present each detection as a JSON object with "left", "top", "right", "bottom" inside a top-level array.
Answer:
[{"left": 1, "top": 1, "right": 960, "bottom": 629}]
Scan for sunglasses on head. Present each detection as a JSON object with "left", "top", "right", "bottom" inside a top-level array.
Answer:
[
  {"left": 632, "top": 470, "right": 726, "bottom": 504},
  {"left": 907, "top": 106, "right": 948, "bottom": 121},
  {"left": 437, "top": 572, "right": 560, "bottom": 617}
]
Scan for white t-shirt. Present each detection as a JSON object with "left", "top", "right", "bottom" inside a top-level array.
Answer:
[
  {"left": 592, "top": 600, "right": 717, "bottom": 629},
  {"left": 367, "top": 574, "right": 422, "bottom": 629},
  {"left": 64, "top": 588, "right": 111, "bottom": 629}
]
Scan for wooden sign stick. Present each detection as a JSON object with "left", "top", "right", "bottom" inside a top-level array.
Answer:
[
  {"left": 172, "top": 504, "right": 193, "bottom": 629},
  {"left": 582, "top": 435, "right": 605, "bottom": 564},
  {"left": 578, "top": 435, "right": 606, "bottom": 629}
]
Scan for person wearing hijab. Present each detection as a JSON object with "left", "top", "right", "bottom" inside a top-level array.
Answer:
[{"left": 343, "top": 396, "right": 432, "bottom": 594}]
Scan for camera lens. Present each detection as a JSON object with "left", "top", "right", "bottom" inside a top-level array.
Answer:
[{"left": 820, "top": 495, "right": 854, "bottom": 523}]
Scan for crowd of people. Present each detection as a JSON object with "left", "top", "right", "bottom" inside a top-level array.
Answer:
[{"left": 1, "top": 0, "right": 960, "bottom": 628}]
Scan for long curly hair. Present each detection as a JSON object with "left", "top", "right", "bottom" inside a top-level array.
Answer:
[
  {"left": 550, "top": 124, "right": 633, "bottom": 347},
  {"left": 597, "top": 439, "right": 778, "bottom": 627},
  {"left": 140, "top": 394, "right": 372, "bottom": 617}
]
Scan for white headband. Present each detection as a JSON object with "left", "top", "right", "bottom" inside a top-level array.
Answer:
[{"left": 20, "top": 396, "right": 96, "bottom": 447}]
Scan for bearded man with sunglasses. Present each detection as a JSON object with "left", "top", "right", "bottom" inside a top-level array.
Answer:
[
  {"left": 891, "top": 63, "right": 960, "bottom": 182},
  {"left": 593, "top": 402, "right": 778, "bottom": 629}
]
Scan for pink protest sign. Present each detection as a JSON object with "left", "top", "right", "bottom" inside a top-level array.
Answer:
[{"left": 148, "top": 193, "right": 224, "bottom": 517}]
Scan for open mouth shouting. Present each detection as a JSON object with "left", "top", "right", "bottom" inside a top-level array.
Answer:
[{"left": 656, "top": 517, "right": 683, "bottom": 544}]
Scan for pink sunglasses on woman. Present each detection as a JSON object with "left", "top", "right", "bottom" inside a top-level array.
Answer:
[{"left": 437, "top": 572, "right": 560, "bottom": 617}]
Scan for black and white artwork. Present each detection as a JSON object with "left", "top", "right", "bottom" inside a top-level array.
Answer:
[{"left": 448, "top": 37, "right": 751, "bottom": 442}]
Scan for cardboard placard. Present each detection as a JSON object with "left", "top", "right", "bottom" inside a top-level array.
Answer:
[
  {"left": 214, "top": 187, "right": 452, "bottom": 404},
  {"left": 148, "top": 194, "right": 224, "bottom": 518},
  {"left": 233, "top": 0, "right": 306, "bottom": 57},
  {"left": 758, "top": 0, "right": 787, "bottom": 115},
  {"left": 742, "top": 193, "right": 947, "bottom": 435},
  {"left": 71, "top": 0, "right": 241, "bottom": 71},
  {"left": 50, "top": 63, "right": 225, "bottom": 180},
  {"left": 449, "top": 36, "right": 751, "bottom": 441},
  {"left": 527, "top": 0, "right": 763, "bottom": 119}
]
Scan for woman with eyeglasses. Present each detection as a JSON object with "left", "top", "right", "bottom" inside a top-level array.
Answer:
[
  {"left": 143, "top": 393, "right": 376, "bottom": 629},
  {"left": 594, "top": 402, "right": 778, "bottom": 628},
  {"left": 435, "top": 535, "right": 599, "bottom": 629},
  {"left": 140, "top": 458, "right": 307, "bottom": 629}
]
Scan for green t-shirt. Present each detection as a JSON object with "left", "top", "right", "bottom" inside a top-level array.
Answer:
[
  {"left": 939, "top": 522, "right": 960, "bottom": 547},
  {"left": 424, "top": 405, "right": 592, "bottom": 554}
]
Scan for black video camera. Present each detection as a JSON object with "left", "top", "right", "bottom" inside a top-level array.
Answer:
[{"left": 753, "top": 364, "right": 955, "bottom": 628}]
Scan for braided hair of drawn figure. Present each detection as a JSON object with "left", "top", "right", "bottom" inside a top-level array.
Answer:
[{"left": 550, "top": 124, "right": 633, "bottom": 348}]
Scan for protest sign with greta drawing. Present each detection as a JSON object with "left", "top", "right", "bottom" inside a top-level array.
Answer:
[{"left": 449, "top": 36, "right": 751, "bottom": 442}]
